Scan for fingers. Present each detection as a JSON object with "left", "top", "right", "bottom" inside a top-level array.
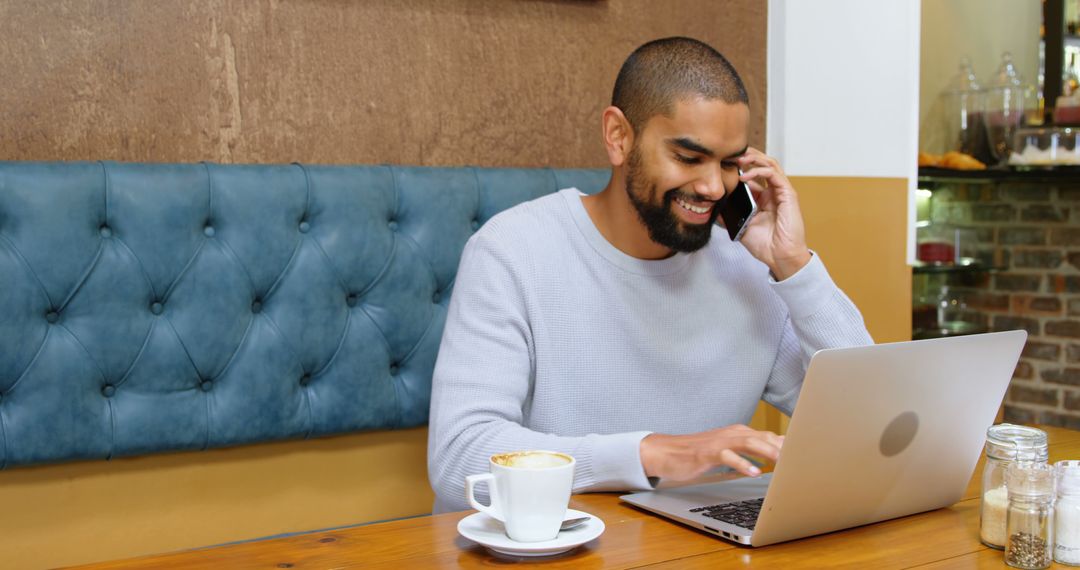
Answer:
[
  {"left": 737, "top": 434, "right": 783, "bottom": 463},
  {"left": 737, "top": 148, "right": 795, "bottom": 203},
  {"left": 717, "top": 431, "right": 782, "bottom": 463},
  {"left": 706, "top": 427, "right": 785, "bottom": 477},
  {"left": 738, "top": 147, "right": 784, "bottom": 174},
  {"left": 739, "top": 166, "right": 795, "bottom": 199},
  {"left": 743, "top": 178, "right": 774, "bottom": 210},
  {"left": 640, "top": 426, "right": 787, "bottom": 482},
  {"left": 719, "top": 449, "right": 762, "bottom": 477}
]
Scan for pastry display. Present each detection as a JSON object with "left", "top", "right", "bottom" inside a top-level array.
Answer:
[
  {"left": 942, "top": 151, "right": 987, "bottom": 170},
  {"left": 918, "top": 151, "right": 986, "bottom": 170},
  {"left": 918, "top": 151, "right": 942, "bottom": 168}
]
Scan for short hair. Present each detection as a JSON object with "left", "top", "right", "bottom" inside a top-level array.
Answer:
[{"left": 612, "top": 37, "right": 749, "bottom": 133}]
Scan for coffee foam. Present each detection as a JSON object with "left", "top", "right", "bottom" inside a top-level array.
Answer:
[{"left": 492, "top": 451, "right": 572, "bottom": 469}]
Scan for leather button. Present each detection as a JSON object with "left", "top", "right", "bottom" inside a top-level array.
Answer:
[
  {"left": 471, "top": 220, "right": 480, "bottom": 231},
  {"left": 251, "top": 300, "right": 263, "bottom": 313},
  {"left": 298, "top": 221, "right": 311, "bottom": 233},
  {"left": 346, "top": 294, "right": 358, "bottom": 308},
  {"left": 99, "top": 225, "right": 113, "bottom": 238},
  {"left": 389, "top": 364, "right": 400, "bottom": 376},
  {"left": 204, "top": 225, "right": 215, "bottom": 238},
  {"left": 200, "top": 380, "right": 213, "bottom": 392},
  {"left": 45, "top": 311, "right": 59, "bottom": 324},
  {"left": 101, "top": 384, "right": 116, "bottom": 397},
  {"left": 388, "top": 220, "right": 399, "bottom": 231},
  {"left": 300, "top": 373, "right": 311, "bottom": 387},
  {"left": 150, "top": 302, "right": 163, "bottom": 315}
]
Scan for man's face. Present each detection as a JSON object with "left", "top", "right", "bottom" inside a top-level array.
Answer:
[{"left": 624, "top": 97, "right": 750, "bottom": 253}]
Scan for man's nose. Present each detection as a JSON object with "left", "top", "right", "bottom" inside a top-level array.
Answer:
[{"left": 693, "top": 166, "right": 726, "bottom": 200}]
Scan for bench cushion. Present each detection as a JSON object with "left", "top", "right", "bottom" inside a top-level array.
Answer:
[{"left": 0, "top": 162, "right": 608, "bottom": 468}]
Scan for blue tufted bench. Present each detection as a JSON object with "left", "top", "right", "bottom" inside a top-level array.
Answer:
[{"left": 0, "top": 162, "right": 609, "bottom": 469}]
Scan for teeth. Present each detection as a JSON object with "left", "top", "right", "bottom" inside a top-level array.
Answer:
[{"left": 675, "top": 197, "right": 711, "bottom": 214}]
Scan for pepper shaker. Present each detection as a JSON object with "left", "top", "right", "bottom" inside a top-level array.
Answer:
[{"left": 1005, "top": 462, "right": 1055, "bottom": 570}]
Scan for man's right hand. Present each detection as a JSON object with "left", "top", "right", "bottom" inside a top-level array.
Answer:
[{"left": 639, "top": 424, "right": 784, "bottom": 481}]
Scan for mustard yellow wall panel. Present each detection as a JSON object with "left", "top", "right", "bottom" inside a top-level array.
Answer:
[
  {"left": 0, "top": 428, "right": 430, "bottom": 568},
  {"left": 794, "top": 176, "right": 912, "bottom": 344}
]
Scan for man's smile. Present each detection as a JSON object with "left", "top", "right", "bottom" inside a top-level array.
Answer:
[{"left": 674, "top": 195, "right": 714, "bottom": 215}]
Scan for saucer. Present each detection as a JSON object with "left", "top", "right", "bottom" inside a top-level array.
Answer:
[{"left": 457, "top": 508, "right": 605, "bottom": 557}]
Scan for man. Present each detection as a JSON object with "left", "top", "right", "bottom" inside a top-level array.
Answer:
[{"left": 427, "top": 37, "right": 872, "bottom": 513}]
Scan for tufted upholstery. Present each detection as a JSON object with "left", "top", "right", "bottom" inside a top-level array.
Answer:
[{"left": 0, "top": 162, "right": 609, "bottom": 468}]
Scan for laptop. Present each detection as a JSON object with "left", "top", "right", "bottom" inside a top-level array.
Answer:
[{"left": 620, "top": 330, "right": 1028, "bottom": 547}]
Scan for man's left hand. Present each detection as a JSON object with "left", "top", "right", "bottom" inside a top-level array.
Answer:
[{"left": 734, "top": 148, "right": 811, "bottom": 281}]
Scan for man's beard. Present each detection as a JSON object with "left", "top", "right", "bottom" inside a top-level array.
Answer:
[{"left": 624, "top": 147, "right": 720, "bottom": 253}]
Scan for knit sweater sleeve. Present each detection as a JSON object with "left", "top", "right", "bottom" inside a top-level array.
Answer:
[
  {"left": 427, "top": 230, "right": 653, "bottom": 513},
  {"left": 761, "top": 252, "right": 874, "bottom": 415}
]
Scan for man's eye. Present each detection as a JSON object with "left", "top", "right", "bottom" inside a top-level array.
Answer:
[
  {"left": 674, "top": 154, "right": 701, "bottom": 165},
  {"left": 721, "top": 161, "right": 739, "bottom": 170}
]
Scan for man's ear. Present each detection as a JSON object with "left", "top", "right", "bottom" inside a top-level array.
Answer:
[{"left": 601, "top": 106, "right": 635, "bottom": 167}]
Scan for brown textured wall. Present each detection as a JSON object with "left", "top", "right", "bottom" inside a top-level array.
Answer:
[{"left": 0, "top": 0, "right": 766, "bottom": 167}]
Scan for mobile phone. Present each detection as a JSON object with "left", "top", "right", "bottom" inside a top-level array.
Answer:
[{"left": 717, "top": 180, "right": 758, "bottom": 242}]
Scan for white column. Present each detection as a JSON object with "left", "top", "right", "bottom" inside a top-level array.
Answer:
[{"left": 768, "top": 0, "right": 921, "bottom": 262}]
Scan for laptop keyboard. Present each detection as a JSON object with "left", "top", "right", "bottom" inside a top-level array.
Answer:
[{"left": 690, "top": 497, "right": 763, "bottom": 530}]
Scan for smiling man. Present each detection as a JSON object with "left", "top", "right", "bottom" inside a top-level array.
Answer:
[{"left": 427, "top": 37, "right": 872, "bottom": 513}]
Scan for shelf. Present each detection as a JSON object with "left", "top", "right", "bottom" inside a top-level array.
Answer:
[
  {"left": 912, "top": 323, "right": 988, "bottom": 340},
  {"left": 918, "top": 166, "right": 1080, "bottom": 184},
  {"left": 912, "top": 261, "right": 1006, "bottom": 274}
]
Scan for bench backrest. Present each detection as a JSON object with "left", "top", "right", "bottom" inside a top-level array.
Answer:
[{"left": 0, "top": 162, "right": 608, "bottom": 468}]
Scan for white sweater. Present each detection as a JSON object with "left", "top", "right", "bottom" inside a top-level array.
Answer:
[{"left": 427, "top": 188, "right": 872, "bottom": 513}]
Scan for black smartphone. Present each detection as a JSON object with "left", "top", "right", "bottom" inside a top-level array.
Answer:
[{"left": 717, "top": 180, "right": 758, "bottom": 242}]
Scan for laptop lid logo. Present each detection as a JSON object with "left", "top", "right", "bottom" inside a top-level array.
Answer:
[{"left": 880, "top": 411, "right": 919, "bottom": 457}]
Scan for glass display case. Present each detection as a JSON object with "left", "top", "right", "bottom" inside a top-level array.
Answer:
[{"left": 914, "top": 166, "right": 1080, "bottom": 340}]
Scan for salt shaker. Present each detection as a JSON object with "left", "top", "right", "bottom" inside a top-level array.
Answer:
[
  {"left": 1005, "top": 462, "right": 1055, "bottom": 570},
  {"left": 981, "top": 424, "right": 1049, "bottom": 549},
  {"left": 1056, "top": 460, "right": 1080, "bottom": 566}
]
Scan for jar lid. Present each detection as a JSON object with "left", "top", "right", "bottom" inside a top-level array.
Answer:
[
  {"left": 985, "top": 424, "right": 1049, "bottom": 461},
  {"left": 1058, "top": 460, "right": 1080, "bottom": 494},
  {"left": 1007, "top": 462, "right": 1055, "bottom": 497}
]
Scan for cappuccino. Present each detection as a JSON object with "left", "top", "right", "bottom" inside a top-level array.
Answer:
[
  {"left": 492, "top": 451, "right": 572, "bottom": 469},
  {"left": 466, "top": 450, "right": 577, "bottom": 542}
]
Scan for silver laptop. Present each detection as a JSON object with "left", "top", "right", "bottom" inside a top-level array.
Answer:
[{"left": 621, "top": 330, "right": 1027, "bottom": 547}]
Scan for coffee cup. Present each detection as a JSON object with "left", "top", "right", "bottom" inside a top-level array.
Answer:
[{"left": 465, "top": 450, "right": 575, "bottom": 542}]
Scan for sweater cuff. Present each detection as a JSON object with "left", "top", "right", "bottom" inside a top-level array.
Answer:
[
  {"left": 587, "top": 431, "right": 655, "bottom": 492},
  {"left": 768, "top": 251, "right": 837, "bottom": 321}
]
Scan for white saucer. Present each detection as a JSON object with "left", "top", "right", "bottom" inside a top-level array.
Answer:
[{"left": 457, "top": 508, "right": 605, "bottom": 557}]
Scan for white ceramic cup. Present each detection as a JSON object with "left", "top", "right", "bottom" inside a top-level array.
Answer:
[{"left": 465, "top": 450, "right": 575, "bottom": 542}]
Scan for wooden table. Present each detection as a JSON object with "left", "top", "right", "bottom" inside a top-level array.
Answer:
[{"left": 71, "top": 426, "right": 1080, "bottom": 569}]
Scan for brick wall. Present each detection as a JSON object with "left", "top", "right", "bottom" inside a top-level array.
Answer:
[{"left": 922, "top": 177, "right": 1080, "bottom": 429}]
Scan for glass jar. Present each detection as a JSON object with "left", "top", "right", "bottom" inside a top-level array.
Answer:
[
  {"left": 1056, "top": 460, "right": 1080, "bottom": 566},
  {"left": 941, "top": 58, "right": 993, "bottom": 165},
  {"left": 985, "top": 52, "right": 1036, "bottom": 164},
  {"left": 1010, "top": 127, "right": 1080, "bottom": 167},
  {"left": 916, "top": 223, "right": 957, "bottom": 265},
  {"left": 1005, "top": 463, "right": 1055, "bottom": 569},
  {"left": 981, "top": 424, "right": 1049, "bottom": 549}
]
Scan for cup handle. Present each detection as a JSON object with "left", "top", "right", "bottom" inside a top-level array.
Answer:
[{"left": 465, "top": 473, "right": 503, "bottom": 521}]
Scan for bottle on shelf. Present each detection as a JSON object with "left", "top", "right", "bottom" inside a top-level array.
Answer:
[
  {"left": 1057, "top": 53, "right": 1080, "bottom": 125},
  {"left": 985, "top": 52, "right": 1036, "bottom": 164},
  {"left": 941, "top": 58, "right": 993, "bottom": 165},
  {"left": 1066, "top": 53, "right": 1079, "bottom": 97}
]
